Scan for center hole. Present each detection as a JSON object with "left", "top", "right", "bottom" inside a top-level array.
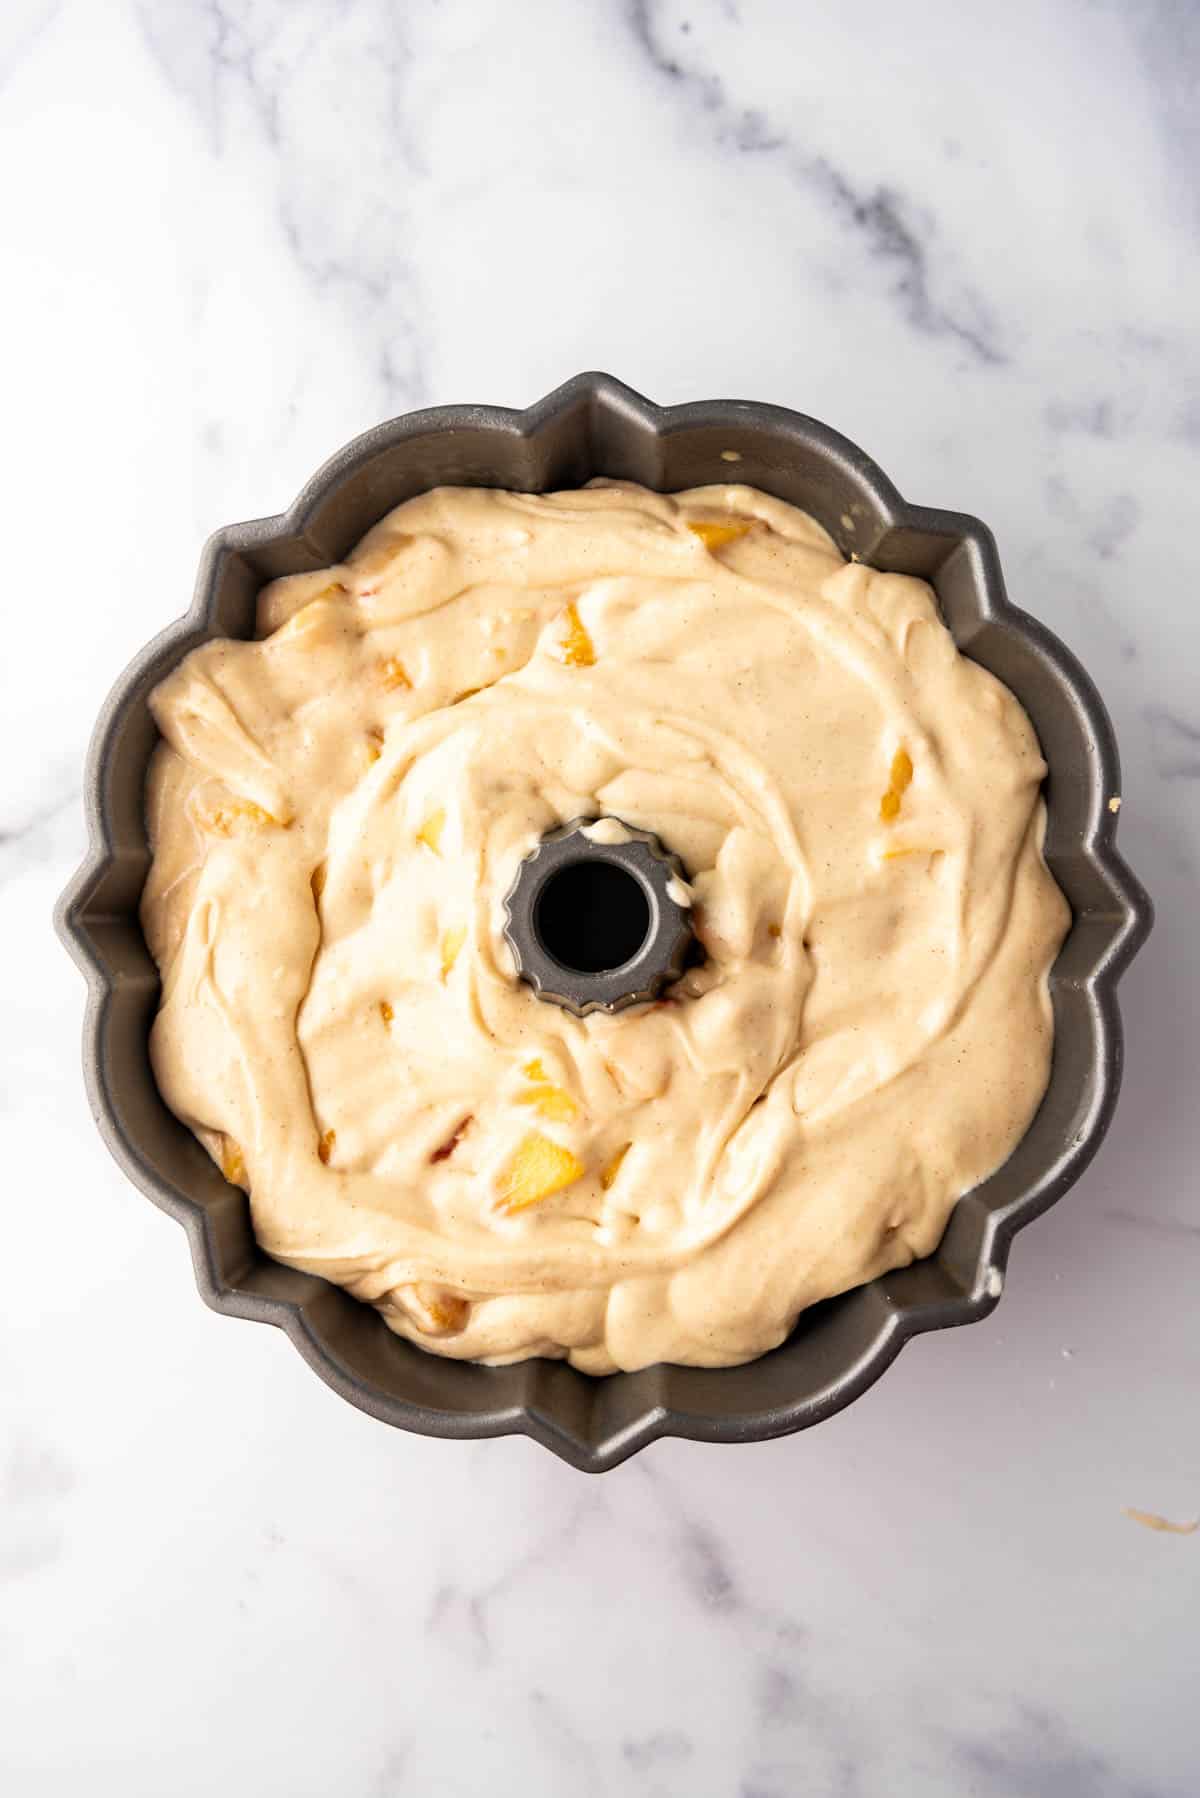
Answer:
[{"left": 535, "top": 858, "right": 652, "bottom": 975}]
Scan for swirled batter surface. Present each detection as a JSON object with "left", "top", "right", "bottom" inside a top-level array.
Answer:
[{"left": 141, "top": 482, "right": 1069, "bottom": 1372}]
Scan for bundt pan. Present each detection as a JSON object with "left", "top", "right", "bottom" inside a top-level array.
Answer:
[{"left": 56, "top": 374, "right": 1153, "bottom": 1472}]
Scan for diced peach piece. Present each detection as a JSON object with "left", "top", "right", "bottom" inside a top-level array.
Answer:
[
  {"left": 355, "top": 532, "right": 414, "bottom": 584},
  {"left": 417, "top": 807, "right": 446, "bottom": 853},
  {"left": 879, "top": 747, "right": 914, "bottom": 823},
  {"left": 496, "top": 1132, "right": 586, "bottom": 1214},
  {"left": 273, "top": 584, "right": 345, "bottom": 639},
  {"left": 556, "top": 602, "right": 595, "bottom": 667},
  {"left": 221, "top": 1138, "right": 246, "bottom": 1185},
  {"left": 599, "top": 1143, "right": 631, "bottom": 1191},
  {"left": 274, "top": 601, "right": 322, "bottom": 639},
  {"left": 379, "top": 998, "right": 394, "bottom": 1024},
  {"left": 517, "top": 1057, "right": 578, "bottom": 1121},
  {"left": 317, "top": 1129, "right": 336, "bottom": 1165},
  {"left": 425, "top": 1291, "right": 470, "bottom": 1333},
  {"left": 517, "top": 1083, "right": 578, "bottom": 1123},
  {"left": 440, "top": 924, "right": 467, "bottom": 979},
  {"left": 688, "top": 519, "right": 752, "bottom": 551},
  {"left": 407, "top": 1283, "right": 470, "bottom": 1335},
  {"left": 364, "top": 730, "right": 384, "bottom": 764},
  {"left": 378, "top": 656, "right": 412, "bottom": 691},
  {"left": 201, "top": 798, "right": 289, "bottom": 836}
]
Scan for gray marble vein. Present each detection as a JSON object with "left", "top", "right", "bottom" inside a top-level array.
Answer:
[
  {"left": 0, "top": 788, "right": 82, "bottom": 889},
  {"left": 1145, "top": 706, "right": 1200, "bottom": 779},
  {"left": 0, "top": 0, "right": 62, "bottom": 94},
  {"left": 627, "top": 0, "right": 1007, "bottom": 364},
  {"left": 1104, "top": 1205, "right": 1200, "bottom": 1241},
  {"left": 135, "top": 0, "right": 432, "bottom": 413},
  {"left": 947, "top": 1699, "right": 1163, "bottom": 1798}
]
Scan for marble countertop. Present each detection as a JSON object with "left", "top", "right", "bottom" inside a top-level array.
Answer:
[{"left": 3, "top": 1, "right": 1197, "bottom": 1792}]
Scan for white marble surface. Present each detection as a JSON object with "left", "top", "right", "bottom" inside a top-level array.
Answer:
[{"left": 2, "top": 1, "right": 1197, "bottom": 1791}]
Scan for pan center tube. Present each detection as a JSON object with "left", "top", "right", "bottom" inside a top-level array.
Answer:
[{"left": 502, "top": 817, "right": 694, "bottom": 1017}]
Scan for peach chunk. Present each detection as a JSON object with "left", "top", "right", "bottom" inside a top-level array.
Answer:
[
  {"left": 517, "top": 1057, "right": 578, "bottom": 1122},
  {"left": 273, "top": 587, "right": 345, "bottom": 641},
  {"left": 424, "top": 1291, "right": 470, "bottom": 1334},
  {"left": 496, "top": 1132, "right": 586, "bottom": 1214},
  {"left": 221, "top": 1137, "right": 246, "bottom": 1186},
  {"left": 440, "top": 924, "right": 467, "bottom": 979},
  {"left": 556, "top": 602, "right": 595, "bottom": 667},
  {"left": 417, "top": 807, "right": 446, "bottom": 853},
  {"left": 599, "top": 1143, "right": 631, "bottom": 1191},
  {"left": 317, "top": 1129, "right": 336, "bottom": 1165},
  {"left": 879, "top": 747, "right": 914, "bottom": 823},
  {"left": 378, "top": 656, "right": 412, "bottom": 691},
  {"left": 517, "top": 1083, "right": 578, "bottom": 1123},
  {"left": 200, "top": 798, "right": 289, "bottom": 836},
  {"left": 401, "top": 1283, "right": 470, "bottom": 1335},
  {"left": 687, "top": 519, "right": 752, "bottom": 551}
]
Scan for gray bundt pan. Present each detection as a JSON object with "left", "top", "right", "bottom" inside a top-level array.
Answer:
[{"left": 56, "top": 374, "right": 1153, "bottom": 1472}]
